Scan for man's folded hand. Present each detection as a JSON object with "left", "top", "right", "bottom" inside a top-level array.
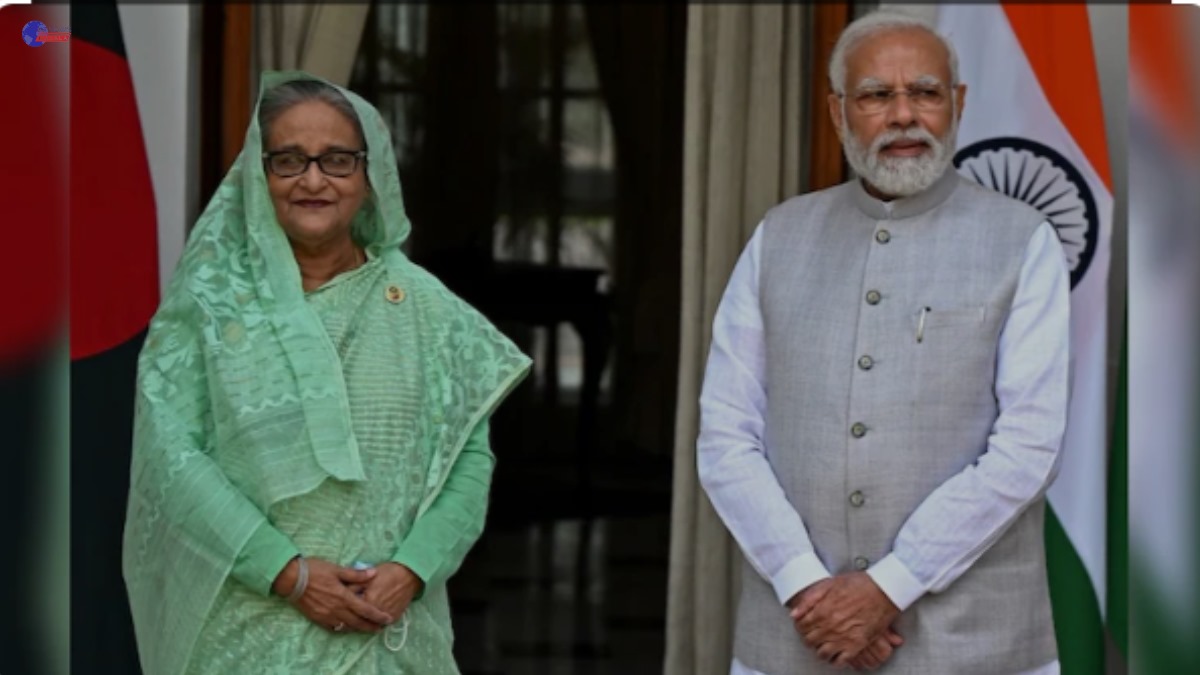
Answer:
[{"left": 790, "top": 572, "right": 901, "bottom": 668}]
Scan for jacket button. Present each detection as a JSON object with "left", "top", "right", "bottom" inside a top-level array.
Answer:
[
  {"left": 849, "top": 491, "right": 865, "bottom": 507},
  {"left": 858, "top": 355, "right": 873, "bottom": 370},
  {"left": 865, "top": 290, "right": 881, "bottom": 305},
  {"left": 851, "top": 422, "right": 867, "bottom": 438}
]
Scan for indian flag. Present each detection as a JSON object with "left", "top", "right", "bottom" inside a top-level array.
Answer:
[{"left": 936, "top": 5, "right": 1114, "bottom": 673}]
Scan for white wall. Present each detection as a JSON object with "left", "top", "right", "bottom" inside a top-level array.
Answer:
[{"left": 116, "top": 3, "right": 200, "bottom": 293}]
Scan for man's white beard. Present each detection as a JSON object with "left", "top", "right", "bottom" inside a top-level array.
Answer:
[{"left": 843, "top": 113, "right": 959, "bottom": 198}]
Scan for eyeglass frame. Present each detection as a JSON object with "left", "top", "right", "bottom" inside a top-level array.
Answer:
[
  {"left": 837, "top": 83, "right": 955, "bottom": 115},
  {"left": 261, "top": 149, "right": 368, "bottom": 178}
]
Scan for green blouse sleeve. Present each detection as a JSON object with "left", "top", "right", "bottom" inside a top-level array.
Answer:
[
  {"left": 229, "top": 521, "right": 300, "bottom": 597},
  {"left": 391, "top": 418, "right": 495, "bottom": 598}
]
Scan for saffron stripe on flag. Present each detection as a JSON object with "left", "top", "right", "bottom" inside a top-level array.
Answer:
[{"left": 1002, "top": 4, "right": 1112, "bottom": 191}]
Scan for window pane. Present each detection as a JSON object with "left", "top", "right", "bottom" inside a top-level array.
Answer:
[
  {"left": 562, "top": 98, "right": 615, "bottom": 217},
  {"left": 352, "top": 4, "right": 427, "bottom": 90},
  {"left": 501, "top": 95, "right": 552, "bottom": 151},
  {"left": 396, "top": 4, "right": 427, "bottom": 57},
  {"left": 376, "top": 3, "right": 396, "bottom": 45},
  {"left": 498, "top": 96, "right": 554, "bottom": 216},
  {"left": 557, "top": 321, "right": 613, "bottom": 395},
  {"left": 564, "top": 3, "right": 598, "bottom": 90},
  {"left": 563, "top": 98, "right": 613, "bottom": 170},
  {"left": 557, "top": 323, "right": 584, "bottom": 391},
  {"left": 377, "top": 3, "right": 426, "bottom": 83},
  {"left": 493, "top": 215, "right": 550, "bottom": 264},
  {"left": 559, "top": 216, "right": 613, "bottom": 272},
  {"left": 381, "top": 32, "right": 426, "bottom": 83},
  {"left": 381, "top": 92, "right": 424, "bottom": 170},
  {"left": 498, "top": 4, "right": 552, "bottom": 90},
  {"left": 529, "top": 326, "right": 550, "bottom": 391}
]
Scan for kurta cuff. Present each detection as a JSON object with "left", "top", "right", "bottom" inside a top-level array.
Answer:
[
  {"left": 867, "top": 552, "right": 927, "bottom": 611},
  {"left": 772, "top": 552, "right": 833, "bottom": 606}
]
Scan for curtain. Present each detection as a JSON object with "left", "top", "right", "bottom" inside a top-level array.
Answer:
[
  {"left": 253, "top": 4, "right": 371, "bottom": 89},
  {"left": 583, "top": 5, "right": 687, "bottom": 459},
  {"left": 407, "top": 4, "right": 499, "bottom": 264},
  {"left": 665, "top": 5, "right": 808, "bottom": 674}
]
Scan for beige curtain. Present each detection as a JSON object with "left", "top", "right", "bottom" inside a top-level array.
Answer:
[
  {"left": 665, "top": 4, "right": 808, "bottom": 674},
  {"left": 253, "top": 4, "right": 371, "bottom": 89}
]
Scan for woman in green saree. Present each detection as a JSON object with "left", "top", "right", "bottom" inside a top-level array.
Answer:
[{"left": 122, "top": 71, "right": 531, "bottom": 675}]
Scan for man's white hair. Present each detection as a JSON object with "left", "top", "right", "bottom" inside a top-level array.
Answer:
[{"left": 828, "top": 10, "right": 960, "bottom": 94}]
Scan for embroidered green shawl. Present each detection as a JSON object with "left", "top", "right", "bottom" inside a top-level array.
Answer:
[{"left": 122, "top": 70, "right": 531, "bottom": 675}]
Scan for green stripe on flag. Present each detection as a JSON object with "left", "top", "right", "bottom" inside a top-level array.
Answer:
[{"left": 1046, "top": 506, "right": 1106, "bottom": 674}]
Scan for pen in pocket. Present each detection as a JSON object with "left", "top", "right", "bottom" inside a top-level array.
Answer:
[{"left": 916, "top": 306, "right": 930, "bottom": 343}]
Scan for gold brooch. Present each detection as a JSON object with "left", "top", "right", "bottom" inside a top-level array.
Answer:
[{"left": 386, "top": 285, "right": 406, "bottom": 304}]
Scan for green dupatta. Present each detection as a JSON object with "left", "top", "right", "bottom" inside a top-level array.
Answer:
[{"left": 121, "top": 71, "right": 531, "bottom": 675}]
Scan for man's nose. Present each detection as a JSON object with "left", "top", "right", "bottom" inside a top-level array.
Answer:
[{"left": 885, "top": 91, "right": 917, "bottom": 127}]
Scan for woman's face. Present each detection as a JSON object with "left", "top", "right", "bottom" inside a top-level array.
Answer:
[{"left": 264, "top": 100, "right": 369, "bottom": 249}]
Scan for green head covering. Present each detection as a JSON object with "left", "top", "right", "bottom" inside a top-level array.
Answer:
[
  {"left": 122, "top": 71, "right": 530, "bottom": 675},
  {"left": 244, "top": 70, "right": 410, "bottom": 306}
]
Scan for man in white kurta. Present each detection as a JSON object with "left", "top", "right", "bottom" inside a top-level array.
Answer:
[{"left": 697, "top": 11, "right": 1069, "bottom": 674}]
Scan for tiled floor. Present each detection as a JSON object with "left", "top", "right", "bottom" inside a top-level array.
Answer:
[
  {"left": 449, "top": 510, "right": 670, "bottom": 674},
  {"left": 446, "top": 384, "right": 673, "bottom": 674}
]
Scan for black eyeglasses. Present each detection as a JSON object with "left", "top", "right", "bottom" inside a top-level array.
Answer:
[{"left": 261, "top": 150, "right": 367, "bottom": 177}]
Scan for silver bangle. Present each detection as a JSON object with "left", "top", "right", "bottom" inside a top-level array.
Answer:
[{"left": 286, "top": 556, "right": 309, "bottom": 603}]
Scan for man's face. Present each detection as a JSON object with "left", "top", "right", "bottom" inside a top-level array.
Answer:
[{"left": 828, "top": 27, "right": 967, "bottom": 198}]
